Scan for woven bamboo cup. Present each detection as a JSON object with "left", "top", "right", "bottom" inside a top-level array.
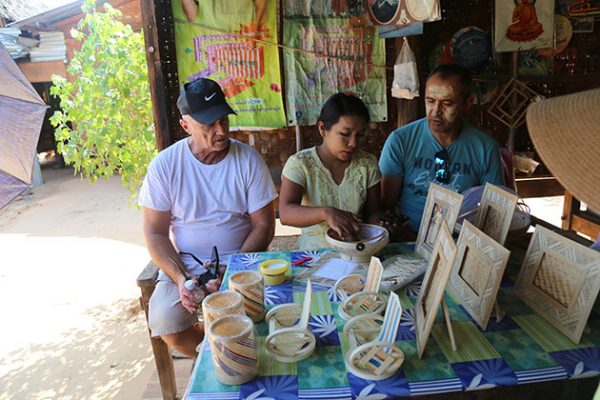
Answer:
[
  {"left": 228, "top": 271, "right": 266, "bottom": 322},
  {"left": 207, "top": 314, "right": 258, "bottom": 385},
  {"left": 202, "top": 290, "right": 245, "bottom": 328}
]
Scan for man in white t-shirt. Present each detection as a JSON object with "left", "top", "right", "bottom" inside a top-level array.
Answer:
[{"left": 138, "top": 78, "right": 277, "bottom": 356}]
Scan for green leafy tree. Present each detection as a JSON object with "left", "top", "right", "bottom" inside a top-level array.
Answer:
[{"left": 50, "top": 0, "right": 156, "bottom": 197}]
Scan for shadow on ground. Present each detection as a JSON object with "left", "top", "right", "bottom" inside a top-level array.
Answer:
[{"left": 0, "top": 298, "right": 152, "bottom": 400}]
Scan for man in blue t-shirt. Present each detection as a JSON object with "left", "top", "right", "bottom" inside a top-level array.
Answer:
[{"left": 379, "top": 64, "right": 503, "bottom": 238}]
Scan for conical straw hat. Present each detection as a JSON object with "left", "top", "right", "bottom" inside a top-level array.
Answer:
[{"left": 526, "top": 88, "right": 600, "bottom": 212}]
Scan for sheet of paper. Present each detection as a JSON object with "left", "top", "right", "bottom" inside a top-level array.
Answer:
[{"left": 313, "top": 258, "right": 359, "bottom": 281}]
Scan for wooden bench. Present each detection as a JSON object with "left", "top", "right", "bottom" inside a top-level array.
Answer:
[
  {"left": 137, "top": 261, "right": 177, "bottom": 400},
  {"left": 562, "top": 191, "right": 600, "bottom": 240}
]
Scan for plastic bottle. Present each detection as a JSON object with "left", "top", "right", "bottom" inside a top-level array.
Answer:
[{"left": 184, "top": 278, "right": 205, "bottom": 323}]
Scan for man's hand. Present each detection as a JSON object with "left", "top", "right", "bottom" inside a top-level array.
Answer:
[
  {"left": 204, "top": 277, "right": 222, "bottom": 293},
  {"left": 201, "top": 262, "right": 227, "bottom": 294},
  {"left": 179, "top": 278, "right": 201, "bottom": 314},
  {"left": 379, "top": 211, "right": 416, "bottom": 242},
  {"left": 325, "top": 207, "right": 362, "bottom": 241}
]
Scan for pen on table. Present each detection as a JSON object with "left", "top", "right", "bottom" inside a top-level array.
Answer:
[{"left": 292, "top": 257, "right": 312, "bottom": 267}]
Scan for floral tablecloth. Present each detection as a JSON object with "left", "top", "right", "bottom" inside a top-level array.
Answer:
[{"left": 185, "top": 246, "right": 600, "bottom": 400}]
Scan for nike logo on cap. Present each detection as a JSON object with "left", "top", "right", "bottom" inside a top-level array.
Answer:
[{"left": 205, "top": 93, "right": 216, "bottom": 101}]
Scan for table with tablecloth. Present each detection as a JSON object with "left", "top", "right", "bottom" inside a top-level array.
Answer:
[{"left": 184, "top": 245, "right": 600, "bottom": 399}]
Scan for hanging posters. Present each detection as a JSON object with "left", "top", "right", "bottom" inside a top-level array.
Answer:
[
  {"left": 171, "top": 0, "right": 286, "bottom": 128},
  {"left": 494, "top": 0, "right": 554, "bottom": 52},
  {"left": 283, "top": 1, "right": 387, "bottom": 126}
]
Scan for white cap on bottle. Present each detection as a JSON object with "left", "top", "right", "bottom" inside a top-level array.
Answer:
[{"left": 184, "top": 279, "right": 198, "bottom": 291}]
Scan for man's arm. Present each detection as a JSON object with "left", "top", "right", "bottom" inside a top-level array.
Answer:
[
  {"left": 380, "top": 175, "right": 415, "bottom": 241},
  {"left": 381, "top": 176, "right": 403, "bottom": 211},
  {"left": 239, "top": 201, "right": 276, "bottom": 253},
  {"left": 364, "top": 183, "right": 383, "bottom": 224},
  {"left": 481, "top": 143, "right": 505, "bottom": 186},
  {"left": 142, "top": 206, "right": 197, "bottom": 313}
]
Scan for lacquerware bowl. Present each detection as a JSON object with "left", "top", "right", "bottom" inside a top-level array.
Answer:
[{"left": 326, "top": 223, "right": 389, "bottom": 262}]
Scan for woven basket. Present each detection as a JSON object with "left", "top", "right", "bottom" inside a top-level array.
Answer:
[
  {"left": 229, "top": 270, "right": 265, "bottom": 323},
  {"left": 202, "top": 290, "right": 245, "bottom": 328},
  {"left": 207, "top": 314, "right": 257, "bottom": 385}
]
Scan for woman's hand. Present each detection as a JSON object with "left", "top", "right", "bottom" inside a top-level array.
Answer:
[{"left": 325, "top": 207, "right": 362, "bottom": 241}]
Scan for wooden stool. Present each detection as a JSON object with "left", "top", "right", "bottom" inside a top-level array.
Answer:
[{"left": 137, "top": 261, "right": 176, "bottom": 400}]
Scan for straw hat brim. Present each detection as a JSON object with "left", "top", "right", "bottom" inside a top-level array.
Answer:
[{"left": 526, "top": 88, "right": 600, "bottom": 212}]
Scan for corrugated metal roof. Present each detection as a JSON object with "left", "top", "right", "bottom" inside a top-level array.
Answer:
[
  {"left": 0, "top": 0, "right": 48, "bottom": 22},
  {"left": 7, "top": 0, "right": 84, "bottom": 29}
]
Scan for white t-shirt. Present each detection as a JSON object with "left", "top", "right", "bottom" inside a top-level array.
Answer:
[{"left": 138, "top": 138, "right": 277, "bottom": 276}]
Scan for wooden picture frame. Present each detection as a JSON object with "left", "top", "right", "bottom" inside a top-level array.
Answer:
[
  {"left": 415, "top": 222, "right": 457, "bottom": 358},
  {"left": 416, "top": 183, "right": 463, "bottom": 261},
  {"left": 515, "top": 226, "right": 600, "bottom": 343},
  {"left": 474, "top": 183, "right": 518, "bottom": 245},
  {"left": 449, "top": 221, "right": 510, "bottom": 330}
]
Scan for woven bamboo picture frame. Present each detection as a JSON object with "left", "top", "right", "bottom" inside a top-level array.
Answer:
[
  {"left": 415, "top": 222, "right": 458, "bottom": 358},
  {"left": 515, "top": 226, "right": 600, "bottom": 343},
  {"left": 449, "top": 221, "right": 511, "bottom": 330},
  {"left": 474, "top": 183, "right": 518, "bottom": 245},
  {"left": 416, "top": 183, "right": 463, "bottom": 261}
]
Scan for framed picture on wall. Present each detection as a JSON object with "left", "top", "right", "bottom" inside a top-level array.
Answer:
[
  {"left": 515, "top": 225, "right": 600, "bottom": 343},
  {"left": 449, "top": 221, "right": 511, "bottom": 330},
  {"left": 572, "top": 16, "right": 595, "bottom": 33},
  {"left": 415, "top": 222, "right": 457, "bottom": 358},
  {"left": 416, "top": 183, "right": 463, "bottom": 261},
  {"left": 474, "top": 183, "right": 518, "bottom": 245},
  {"left": 366, "top": 0, "right": 441, "bottom": 26}
]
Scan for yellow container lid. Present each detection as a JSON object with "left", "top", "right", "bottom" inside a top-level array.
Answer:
[{"left": 259, "top": 259, "right": 289, "bottom": 276}]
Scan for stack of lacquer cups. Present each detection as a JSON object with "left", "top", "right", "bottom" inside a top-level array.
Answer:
[{"left": 204, "top": 270, "right": 265, "bottom": 385}]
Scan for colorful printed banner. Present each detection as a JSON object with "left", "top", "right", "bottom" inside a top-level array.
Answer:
[
  {"left": 172, "top": 0, "right": 287, "bottom": 128},
  {"left": 283, "top": 1, "right": 387, "bottom": 126}
]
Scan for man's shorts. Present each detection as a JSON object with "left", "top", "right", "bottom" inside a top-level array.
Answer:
[{"left": 148, "top": 278, "right": 198, "bottom": 337}]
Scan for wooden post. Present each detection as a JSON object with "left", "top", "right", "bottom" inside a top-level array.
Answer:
[
  {"left": 562, "top": 191, "right": 575, "bottom": 231},
  {"left": 140, "top": 0, "right": 177, "bottom": 151},
  {"left": 507, "top": 52, "right": 519, "bottom": 155}
]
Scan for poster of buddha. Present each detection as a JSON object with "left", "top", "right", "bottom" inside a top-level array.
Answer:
[{"left": 494, "top": 0, "right": 554, "bottom": 52}]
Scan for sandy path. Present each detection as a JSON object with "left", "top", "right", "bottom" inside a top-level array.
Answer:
[{"left": 0, "top": 166, "right": 153, "bottom": 400}]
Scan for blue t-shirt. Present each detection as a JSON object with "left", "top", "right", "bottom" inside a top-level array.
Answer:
[{"left": 379, "top": 118, "right": 503, "bottom": 231}]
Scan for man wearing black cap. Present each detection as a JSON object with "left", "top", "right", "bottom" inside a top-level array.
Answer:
[{"left": 138, "top": 78, "right": 277, "bottom": 356}]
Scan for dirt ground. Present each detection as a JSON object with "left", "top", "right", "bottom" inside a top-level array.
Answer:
[{"left": 0, "top": 164, "right": 154, "bottom": 400}]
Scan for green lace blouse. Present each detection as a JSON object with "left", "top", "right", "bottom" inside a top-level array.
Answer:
[{"left": 282, "top": 147, "right": 381, "bottom": 250}]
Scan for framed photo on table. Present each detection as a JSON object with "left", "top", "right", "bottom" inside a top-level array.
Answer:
[
  {"left": 474, "top": 183, "right": 518, "bottom": 245},
  {"left": 416, "top": 183, "right": 463, "bottom": 261},
  {"left": 449, "top": 221, "right": 511, "bottom": 330},
  {"left": 515, "top": 225, "right": 600, "bottom": 343},
  {"left": 415, "top": 222, "right": 458, "bottom": 358}
]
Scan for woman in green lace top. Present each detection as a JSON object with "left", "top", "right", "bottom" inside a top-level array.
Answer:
[{"left": 279, "top": 93, "right": 382, "bottom": 250}]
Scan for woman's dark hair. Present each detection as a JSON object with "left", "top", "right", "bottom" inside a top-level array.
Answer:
[{"left": 317, "top": 93, "right": 370, "bottom": 131}]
